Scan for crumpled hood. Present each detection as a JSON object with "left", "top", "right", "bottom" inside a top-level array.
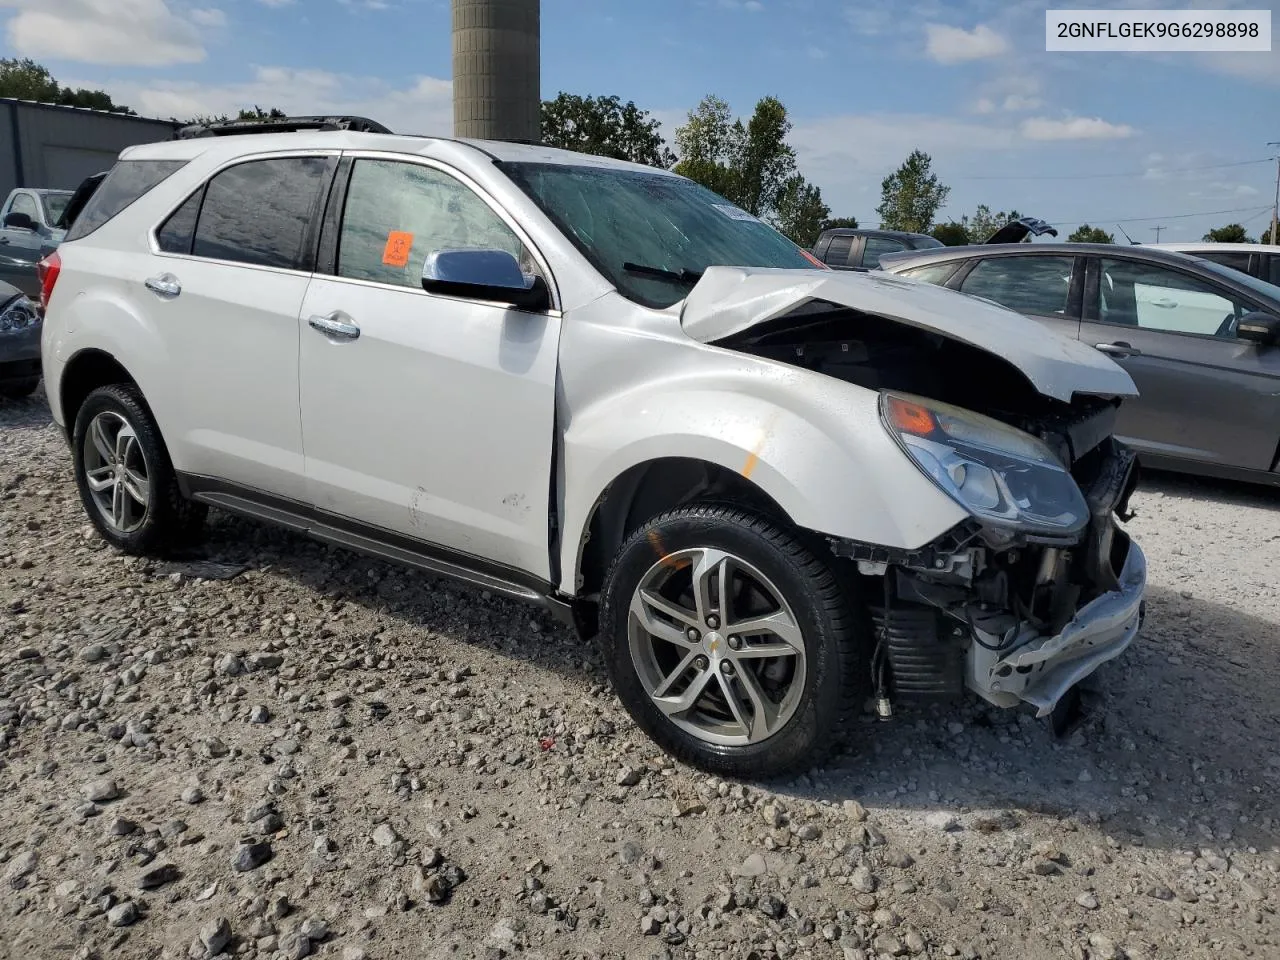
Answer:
[{"left": 680, "top": 266, "right": 1137, "bottom": 404}]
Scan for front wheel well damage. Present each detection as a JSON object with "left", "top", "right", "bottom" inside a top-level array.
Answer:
[
  {"left": 60, "top": 349, "right": 137, "bottom": 431},
  {"left": 574, "top": 457, "right": 796, "bottom": 637}
]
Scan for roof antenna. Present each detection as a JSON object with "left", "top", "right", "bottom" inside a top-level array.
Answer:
[{"left": 1116, "top": 223, "right": 1140, "bottom": 245}]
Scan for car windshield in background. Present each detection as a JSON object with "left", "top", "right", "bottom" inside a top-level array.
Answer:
[
  {"left": 40, "top": 192, "right": 71, "bottom": 226},
  {"left": 1196, "top": 257, "right": 1280, "bottom": 305},
  {"left": 502, "top": 162, "right": 819, "bottom": 308}
]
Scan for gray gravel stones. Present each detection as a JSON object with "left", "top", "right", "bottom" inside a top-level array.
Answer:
[
  {"left": 83, "top": 778, "right": 118, "bottom": 802},
  {"left": 231, "top": 841, "right": 272, "bottom": 872},
  {"left": 2, "top": 393, "right": 1278, "bottom": 960}
]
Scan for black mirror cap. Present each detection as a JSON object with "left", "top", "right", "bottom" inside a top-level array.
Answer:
[
  {"left": 421, "top": 273, "right": 552, "bottom": 312},
  {"left": 1237, "top": 311, "right": 1280, "bottom": 345},
  {"left": 3, "top": 212, "right": 35, "bottom": 231}
]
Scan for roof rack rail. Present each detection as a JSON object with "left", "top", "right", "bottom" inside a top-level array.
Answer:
[{"left": 171, "top": 115, "right": 393, "bottom": 140}]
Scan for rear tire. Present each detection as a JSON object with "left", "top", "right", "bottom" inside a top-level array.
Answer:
[
  {"left": 72, "top": 384, "right": 207, "bottom": 556},
  {"left": 0, "top": 377, "right": 39, "bottom": 399},
  {"left": 599, "top": 503, "right": 868, "bottom": 779}
]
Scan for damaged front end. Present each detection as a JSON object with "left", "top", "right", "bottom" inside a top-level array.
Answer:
[{"left": 832, "top": 394, "right": 1144, "bottom": 718}]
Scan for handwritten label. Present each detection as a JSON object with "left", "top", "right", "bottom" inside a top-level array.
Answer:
[{"left": 382, "top": 231, "right": 414, "bottom": 267}]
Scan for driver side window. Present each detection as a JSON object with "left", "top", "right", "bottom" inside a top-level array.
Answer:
[
  {"left": 337, "top": 159, "right": 539, "bottom": 290},
  {"left": 1098, "top": 258, "right": 1250, "bottom": 339},
  {"left": 9, "top": 193, "right": 38, "bottom": 222}
]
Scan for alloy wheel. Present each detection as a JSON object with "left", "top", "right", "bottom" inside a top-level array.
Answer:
[
  {"left": 82, "top": 411, "right": 151, "bottom": 534},
  {"left": 627, "top": 547, "right": 807, "bottom": 747}
]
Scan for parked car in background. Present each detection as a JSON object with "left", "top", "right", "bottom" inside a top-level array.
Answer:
[
  {"left": 40, "top": 120, "right": 1146, "bottom": 775},
  {"left": 879, "top": 243, "right": 1280, "bottom": 487},
  {"left": 0, "top": 279, "right": 43, "bottom": 398},
  {"left": 814, "top": 217, "right": 1059, "bottom": 271},
  {"left": 1148, "top": 242, "right": 1280, "bottom": 287},
  {"left": 0, "top": 187, "right": 72, "bottom": 298},
  {"left": 812, "top": 228, "right": 943, "bottom": 270}
]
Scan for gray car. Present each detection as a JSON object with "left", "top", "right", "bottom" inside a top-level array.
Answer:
[
  {"left": 0, "top": 188, "right": 71, "bottom": 298},
  {"left": 878, "top": 243, "right": 1280, "bottom": 487},
  {"left": 0, "top": 279, "right": 42, "bottom": 398}
]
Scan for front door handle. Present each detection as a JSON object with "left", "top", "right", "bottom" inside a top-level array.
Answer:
[
  {"left": 308, "top": 312, "right": 361, "bottom": 341},
  {"left": 1095, "top": 341, "right": 1141, "bottom": 358},
  {"left": 144, "top": 273, "right": 181, "bottom": 298}
]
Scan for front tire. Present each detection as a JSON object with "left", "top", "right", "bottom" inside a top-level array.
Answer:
[
  {"left": 600, "top": 504, "right": 868, "bottom": 779},
  {"left": 72, "top": 384, "right": 207, "bottom": 556}
]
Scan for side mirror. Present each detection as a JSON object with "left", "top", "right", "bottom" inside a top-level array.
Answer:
[
  {"left": 4, "top": 211, "right": 35, "bottom": 231},
  {"left": 1236, "top": 311, "right": 1280, "bottom": 345},
  {"left": 421, "top": 248, "right": 551, "bottom": 312}
]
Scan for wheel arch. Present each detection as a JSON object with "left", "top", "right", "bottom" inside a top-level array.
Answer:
[{"left": 60, "top": 348, "right": 138, "bottom": 433}]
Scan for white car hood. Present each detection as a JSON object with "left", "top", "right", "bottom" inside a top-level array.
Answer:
[{"left": 680, "top": 266, "right": 1137, "bottom": 403}]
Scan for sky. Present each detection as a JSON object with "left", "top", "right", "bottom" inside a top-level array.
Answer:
[{"left": 0, "top": 0, "right": 1277, "bottom": 242}]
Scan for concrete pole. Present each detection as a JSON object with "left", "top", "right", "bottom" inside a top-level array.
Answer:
[{"left": 452, "top": 0, "right": 540, "bottom": 142}]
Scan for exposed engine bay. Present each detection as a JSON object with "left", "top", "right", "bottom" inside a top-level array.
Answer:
[{"left": 713, "top": 300, "right": 1145, "bottom": 718}]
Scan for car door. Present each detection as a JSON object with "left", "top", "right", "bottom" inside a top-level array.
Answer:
[
  {"left": 949, "top": 252, "right": 1084, "bottom": 341},
  {"left": 298, "top": 155, "right": 561, "bottom": 580},
  {"left": 1078, "top": 255, "right": 1280, "bottom": 471},
  {"left": 0, "top": 192, "right": 47, "bottom": 297},
  {"left": 148, "top": 153, "right": 337, "bottom": 502}
]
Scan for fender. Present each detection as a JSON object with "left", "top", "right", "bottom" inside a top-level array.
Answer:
[
  {"left": 557, "top": 372, "right": 968, "bottom": 597},
  {"left": 46, "top": 270, "right": 179, "bottom": 441}
]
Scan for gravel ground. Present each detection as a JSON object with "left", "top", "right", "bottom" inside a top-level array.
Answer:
[{"left": 1, "top": 391, "right": 1277, "bottom": 960}]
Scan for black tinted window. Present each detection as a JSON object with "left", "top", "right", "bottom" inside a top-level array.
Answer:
[
  {"left": 822, "top": 235, "right": 854, "bottom": 266},
  {"left": 960, "top": 255, "right": 1075, "bottom": 315},
  {"left": 1268, "top": 256, "right": 1280, "bottom": 287},
  {"left": 157, "top": 191, "right": 202, "bottom": 255},
  {"left": 861, "top": 236, "right": 906, "bottom": 267},
  {"left": 193, "top": 157, "right": 333, "bottom": 270},
  {"left": 65, "top": 160, "right": 186, "bottom": 241},
  {"left": 1196, "top": 251, "right": 1251, "bottom": 275}
]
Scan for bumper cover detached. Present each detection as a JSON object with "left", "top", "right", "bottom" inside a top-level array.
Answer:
[{"left": 967, "top": 536, "right": 1147, "bottom": 716}]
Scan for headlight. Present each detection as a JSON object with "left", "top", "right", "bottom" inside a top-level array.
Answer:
[
  {"left": 0, "top": 295, "right": 40, "bottom": 334},
  {"left": 880, "top": 391, "right": 1089, "bottom": 536}
]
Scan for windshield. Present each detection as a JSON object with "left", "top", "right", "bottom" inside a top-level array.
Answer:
[
  {"left": 39, "top": 191, "right": 72, "bottom": 226},
  {"left": 501, "top": 161, "right": 821, "bottom": 308},
  {"left": 1197, "top": 258, "right": 1280, "bottom": 305}
]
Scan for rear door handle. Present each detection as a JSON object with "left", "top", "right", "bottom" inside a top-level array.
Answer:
[
  {"left": 1095, "top": 341, "right": 1141, "bottom": 358},
  {"left": 308, "top": 312, "right": 361, "bottom": 341},
  {"left": 144, "top": 273, "right": 181, "bottom": 298}
]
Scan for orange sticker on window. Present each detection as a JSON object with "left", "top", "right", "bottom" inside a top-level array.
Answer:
[{"left": 382, "top": 231, "right": 414, "bottom": 267}]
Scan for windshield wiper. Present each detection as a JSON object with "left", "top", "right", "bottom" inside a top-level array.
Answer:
[{"left": 622, "top": 261, "right": 704, "bottom": 286}]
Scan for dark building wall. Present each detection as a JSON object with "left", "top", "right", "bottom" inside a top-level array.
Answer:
[
  {"left": 452, "top": 0, "right": 540, "bottom": 142},
  {"left": 0, "top": 99, "right": 178, "bottom": 198}
]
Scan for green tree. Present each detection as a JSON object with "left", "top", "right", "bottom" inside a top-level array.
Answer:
[
  {"left": 674, "top": 94, "right": 829, "bottom": 245},
  {"left": 1202, "top": 223, "right": 1253, "bottom": 243},
  {"left": 1067, "top": 224, "right": 1115, "bottom": 244},
  {"left": 0, "top": 57, "right": 133, "bottom": 114},
  {"left": 180, "top": 106, "right": 289, "bottom": 126},
  {"left": 958, "top": 205, "right": 1023, "bottom": 243},
  {"left": 930, "top": 221, "right": 970, "bottom": 246},
  {"left": 774, "top": 175, "right": 828, "bottom": 248},
  {"left": 821, "top": 216, "right": 859, "bottom": 230},
  {"left": 540, "top": 93, "right": 675, "bottom": 168},
  {"left": 876, "top": 150, "right": 949, "bottom": 233}
]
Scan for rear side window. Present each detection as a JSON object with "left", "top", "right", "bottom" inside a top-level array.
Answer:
[
  {"left": 157, "top": 191, "right": 202, "bottom": 255},
  {"left": 822, "top": 235, "right": 854, "bottom": 266},
  {"left": 960, "top": 255, "right": 1076, "bottom": 316},
  {"left": 65, "top": 160, "right": 186, "bottom": 241},
  {"left": 1268, "top": 255, "right": 1280, "bottom": 286},
  {"left": 898, "top": 261, "right": 959, "bottom": 286},
  {"left": 192, "top": 157, "right": 333, "bottom": 270},
  {"left": 1196, "top": 251, "right": 1251, "bottom": 275},
  {"left": 861, "top": 236, "right": 907, "bottom": 268}
]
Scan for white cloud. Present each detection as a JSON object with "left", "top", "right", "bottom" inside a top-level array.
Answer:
[
  {"left": 806, "top": 45, "right": 827, "bottom": 60},
  {"left": 924, "top": 23, "right": 1008, "bottom": 64},
  {"left": 1020, "top": 116, "right": 1135, "bottom": 141},
  {"left": 256, "top": 0, "right": 294, "bottom": 7},
  {"left": 82, "top": 66, "right": 454, "bottom": 133},
  {"left": 189, "top": 7, "right": 226, "bottom": 28},
  {"left": 0, "top": 0, "right": 206, "bottom": 66}
]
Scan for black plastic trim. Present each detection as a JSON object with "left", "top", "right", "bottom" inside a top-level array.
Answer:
[{"left": 178, "top": 473, "right": 577, "bottom": 623}]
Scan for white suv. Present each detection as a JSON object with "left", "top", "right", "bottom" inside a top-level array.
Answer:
[{"left": 40, "top": 120, "right": 1147, "bottom": 776}]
